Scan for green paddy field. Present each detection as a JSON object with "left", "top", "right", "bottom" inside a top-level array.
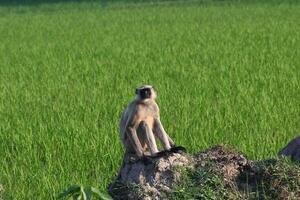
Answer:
[{"left": 0, "top": 0, "right": 300, "bottom": 199}]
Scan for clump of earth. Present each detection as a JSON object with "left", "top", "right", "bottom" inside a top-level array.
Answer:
[{"left": 109, "top": 139, "right": 300, "bottom": 200}]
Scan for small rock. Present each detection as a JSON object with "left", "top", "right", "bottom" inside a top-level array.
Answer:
[{"left": 278, "top": 136, "right": 300, "bottom": 161}]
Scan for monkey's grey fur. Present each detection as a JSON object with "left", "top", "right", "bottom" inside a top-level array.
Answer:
[{"left": 120, "top": 85, "right": 179, "bottom": 161}]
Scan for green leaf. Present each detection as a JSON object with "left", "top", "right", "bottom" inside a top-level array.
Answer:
[
  {"left": 58, "top": 185, "right": 81, "bottom": 199},
  {"left": 83, "top": 186, "right": 92, "bottom": 200},
  {"left": 80, "top": 185, "right": 87, "bottom": 200},
  {"left": 90, "top": 187, "right": 113, "bottom": 200},
  {"left": 73, "top": 193, "right": 81, "bottom": 200}
]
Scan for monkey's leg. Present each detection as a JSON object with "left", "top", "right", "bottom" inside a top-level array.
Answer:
[
  {"left": 154, "top": 118, "right": 172, "bottom": 150},
  {"left": 140, "top": 121, "right": 158, "bottom": 155},
  {"left": 126, "top": 127, "right": 144, "bottom": 158}
]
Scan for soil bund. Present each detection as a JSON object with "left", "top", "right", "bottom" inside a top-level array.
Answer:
[{"left": 109, "top": 139, "right": 300, "bottom": 200}]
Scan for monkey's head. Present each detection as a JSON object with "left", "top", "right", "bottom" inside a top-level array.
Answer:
[{"left": 135, "top": 85, "right": 157, "bottom": 101}]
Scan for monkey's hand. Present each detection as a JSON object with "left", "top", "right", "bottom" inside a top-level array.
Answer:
[
  {"left": 150, "top": 146, "right": 187, "bottom": 159},
  {"left": 170, "top": 146, "right": 187, "bottom": 154}
]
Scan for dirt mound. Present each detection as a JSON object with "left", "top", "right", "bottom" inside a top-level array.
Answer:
[
  {"left": 109, "top": 145, "right": 300, "bottom": 200},
  {"left": 194, "top": 145, "right": 248, "bottom": 185},
  {"left": 108, "top": 152, "right": 193, "bottom": 200}
]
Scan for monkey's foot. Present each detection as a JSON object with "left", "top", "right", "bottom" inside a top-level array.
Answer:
[
  {"left": 151, "top": 150, "right": 171, "bottom": 158},
  {"left": 141, "top": 155, "right": 153, "bottom": 164}
]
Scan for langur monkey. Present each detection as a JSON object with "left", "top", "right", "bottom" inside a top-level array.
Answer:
[{"left": 120, "top": 85, "right": 185, "bottom": 161}]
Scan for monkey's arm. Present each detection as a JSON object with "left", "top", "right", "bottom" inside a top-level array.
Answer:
[
  {"left": 154, "top": 118, "right": 187, "bottom": 156},
  {"left": 168, "top": 135, "right": 175, "bottom": 147},
  {"left": 154, "top": 118, "right": 173, "bottom": 150}
]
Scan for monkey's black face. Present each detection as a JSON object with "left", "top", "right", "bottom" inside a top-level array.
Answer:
[
  {"left": 135, "top": 85, "right": 156, "bottom": 100},
  {"left": 139, "top": 88, "right": 152, "bottom": 99},
  {"left": 140, "top": 88, "right": 151, "bottom": 99}
]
